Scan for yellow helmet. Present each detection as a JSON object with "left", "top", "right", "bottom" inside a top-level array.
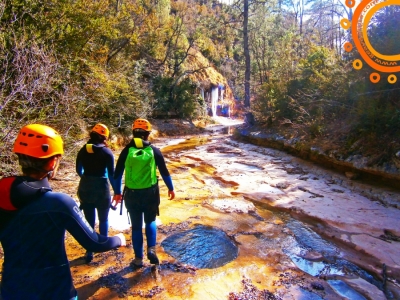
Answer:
[
  {"left": 13, "top": 124, "right": 64, "bottom": 158},
  {"left": 92, "top": 123, "right": 109, "bottom": 138},
  {"left": 132, "top": 119, "right": 152, "bottom": 131}
]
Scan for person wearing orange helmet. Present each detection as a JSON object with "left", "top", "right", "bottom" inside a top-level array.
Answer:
[
  {"left": 76, "top": 123, "right": 118, "bottom": 263},
  {"left": 113, "top": 118, "right": 175, "bottom": 267},
  {"left": 0, "top": 124, "right": 126, "bottom": 300}
]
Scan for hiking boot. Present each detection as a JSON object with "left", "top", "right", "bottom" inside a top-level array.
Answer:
[
  {"left": 131, "top": 257, "right": 143, "bottom": 268},
  {"left": 84, "top": 251, "right": 93, "bottom": 264},
  {"left": 147, "top": 246, "right": 159, "bottom": 265}
]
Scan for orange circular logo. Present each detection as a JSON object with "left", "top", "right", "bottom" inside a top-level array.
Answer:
[{"left": 341, "top": 0, "right": 400, "bottom": 83}]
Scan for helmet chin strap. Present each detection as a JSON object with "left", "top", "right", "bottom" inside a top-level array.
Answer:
[
  {"left": 47, "top": 157, "right": 60, "bottom": 180},
  {"left": 38, "top": 157, "right": 59, "bottom": 180},
  {"left": 46, "top": 170, "right": 54, "bottom": 180}
]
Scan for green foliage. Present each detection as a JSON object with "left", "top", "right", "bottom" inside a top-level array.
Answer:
[
  {"left": 0, "top": 0, "right": 161, "bottom": 167},
  {"left": 252, "top": 40, "right": 352, "bottom": 135},
  {"left": 0, "top": 0, "right": 398, "bottom": 173},
  {"left": 252, "top": 82, "right": 290, "bottom": 124},
  {"left": 368, "top": 5, "right": 400, "bottom": 56},
  {"left": 351, "top": 88, "right": 400, "bottom": 136},
  {"left": 285, "top": 46, "right": 349, "bottom": 123},
  {"left": 152, "top": 76, "right": 206, "bottom": 119}
]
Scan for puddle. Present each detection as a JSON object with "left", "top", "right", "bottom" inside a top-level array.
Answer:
[
  {"left": 288, "top": 253, "right": 344, "bottom": 276},
  {"left": 286, "top": 219, "right": 339, "bottom": 256},
  {"left": 327, "top": 280, "right": 367, "bottom": 299},
  {"left": 287, "top": 286, "right": 325, "bottom": 300},
  {"left": 161, "top": 224, "right": 238, "bottom": 269}
]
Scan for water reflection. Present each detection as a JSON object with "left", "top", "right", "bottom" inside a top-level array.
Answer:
[
  {"left": 288, "top": 253, "right": 344, "bottom": 277},
  {"left": 288, "top": 287, "right": 325, "bottom": 300},
  {"left": 286, "top": 219, "right": 339, "bottom": 256},
  {"left": 281, "top": 217, "right": 383, "bottom": 297},
  {"left": 328, "top": 280, "right": 367, "bottom": 300}
]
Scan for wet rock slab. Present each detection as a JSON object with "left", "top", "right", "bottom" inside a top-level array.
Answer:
[
  {"left": 161, "top": 225, "right": 238, "bottom": 269},
  {"left": 207, "top": 197, "right": 256, "bottom": 213},
  {"left": 343, "top": 277, "right": 387, "bottom": 300}
]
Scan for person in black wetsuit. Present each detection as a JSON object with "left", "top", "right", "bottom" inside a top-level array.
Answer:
[
  {"left": 0, "top": 124, "right": 126, "bottom": 300},
  {"left": 112, "top": 118, "right": 175, "bottom": 267},
  {"left": 76, "top": 123, "right": 117, "bottom": 263}
]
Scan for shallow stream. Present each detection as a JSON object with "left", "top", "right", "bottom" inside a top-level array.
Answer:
[
  {"left": 93, "top": 126, "right": 398, "bottom": 299},
  {"left": 5, "top": 123, "right": 397, "bottom": 299}
]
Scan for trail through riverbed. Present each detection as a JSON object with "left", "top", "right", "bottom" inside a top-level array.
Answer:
[{"left": 1, "top": 120, "right": 399, "bottom": 299}]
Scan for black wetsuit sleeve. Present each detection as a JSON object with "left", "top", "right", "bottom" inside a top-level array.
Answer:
[
  {"left": 152, "top": 146, "right": 174, "bottom": 190},
  {"left": 103, "top": 147, "right": 117, "bottom": 192},
  {"left": 75, "top": 147, "right": 85, "bottom": 177},
  {"left": 53, "top": 193, "right": 121, "bottom": 252},
  {"left": 113, "top": 145, "right": 131, "bottom": 194},
  {"left": 114, "top": 145, "right": 130, "bottom": 179},
  {"left": 152, "top": 146, "right": 171, "bottom": 177}
]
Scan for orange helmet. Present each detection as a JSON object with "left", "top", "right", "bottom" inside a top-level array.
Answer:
[
  {"left": 92, "top": 123, "right": 109, "bottom": 138},
  {"left": 132, "top": 119, "right": 152, "bottom": 131},
  {"left": 13, "top": 124, "right": 64, "bottom": 158}
]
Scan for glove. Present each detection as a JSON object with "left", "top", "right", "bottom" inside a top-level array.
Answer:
[
  {"left": 111, "top": 194, "right": 122, "bottom": 209},
  {"left": 115, "top": 233, "right": 126, "bottom": 247},
  {"left": 168, "top": 190, "right": 175, "bottom": 200}
]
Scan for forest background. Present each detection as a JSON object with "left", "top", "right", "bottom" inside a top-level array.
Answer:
[{"left": 0, "top": 0, "right": 399, "bottom": 176}]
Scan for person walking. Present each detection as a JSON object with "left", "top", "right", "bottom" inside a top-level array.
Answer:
[
  {"left": 0, "top": 123, "right": 126, "bottom": 300},
  {"left": 76, "top": 123, "right": 117, "bottom": 263},
  {"left": 113, "top": 118, "right": 175, "bottom": 267}
]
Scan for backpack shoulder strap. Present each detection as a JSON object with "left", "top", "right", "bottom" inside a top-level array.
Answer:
[
  {"left": 86, "top": 143, "right": 105, "bottom": 153},
  {"left": 133, "top": 138, "right": 144, "bottom": 149},
  {"left": 86, "top": 144, "right": 94, "bottom": 153}
]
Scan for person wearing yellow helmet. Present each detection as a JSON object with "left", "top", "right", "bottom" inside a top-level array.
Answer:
[
  {"left": 75, "top": 123, "right": 118, "bottom": 263},
  {"left": 113, "top": 118, "right": 175, "bottom": 267},
  {"left": 0, "top": 124, "right": 126, "bottom": 300}
]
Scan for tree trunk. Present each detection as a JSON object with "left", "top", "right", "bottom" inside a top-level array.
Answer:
[{"left": 243, "top": 0, "right": 250, "bottom": 109}]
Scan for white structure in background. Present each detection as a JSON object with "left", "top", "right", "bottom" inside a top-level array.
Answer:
[
  {"left": 211, "top": 86, "right": 218, "bottom": 117},
  {"left": 198, "top": 83, "right": 229, "bottom": 117}
]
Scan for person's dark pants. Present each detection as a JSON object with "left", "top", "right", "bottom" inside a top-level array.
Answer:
[
  {"left": 78, "top": 175, "right": 111, "bottom": 237},
  {"left": 81, "top": 203, "right": 110, "bottom": 236},
  {"left": 124, "top": 184, "right": 160, "bottom": 258},
  {"left": 127, "top": 210, "right": 157, "bottom": 258}
]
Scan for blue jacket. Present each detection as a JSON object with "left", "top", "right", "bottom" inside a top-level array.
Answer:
[
  {"left": 75, "top": 140, "right": 116, "bottom": 192},
  {"left": 0, "top": 176, "right": 122, "bottom": 300}
]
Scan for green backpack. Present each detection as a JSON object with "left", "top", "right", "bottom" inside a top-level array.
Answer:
[{"left": 124, "top": 138, "right": 157, "bottom": 189}]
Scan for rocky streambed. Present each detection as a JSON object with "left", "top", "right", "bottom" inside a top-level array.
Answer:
[
  {"left": 74, "top": 130, "right": 399, "bottom": 298},
  {"left": 235, "top": 126, "right": 400, "bottom": 193},
  {"left": 1, "top": 121, "right": 399, "bottom": 300}
]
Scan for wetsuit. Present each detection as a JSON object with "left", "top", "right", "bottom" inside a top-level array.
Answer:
[
  {"left": 76, "top": 140, "right": 116, "bottom": 236},
  {"left": 0, "top": 176, "right": 122, "bottom": 300},
  {"left": 114, "top": 139, "right": 173, "bottom": 259}
]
